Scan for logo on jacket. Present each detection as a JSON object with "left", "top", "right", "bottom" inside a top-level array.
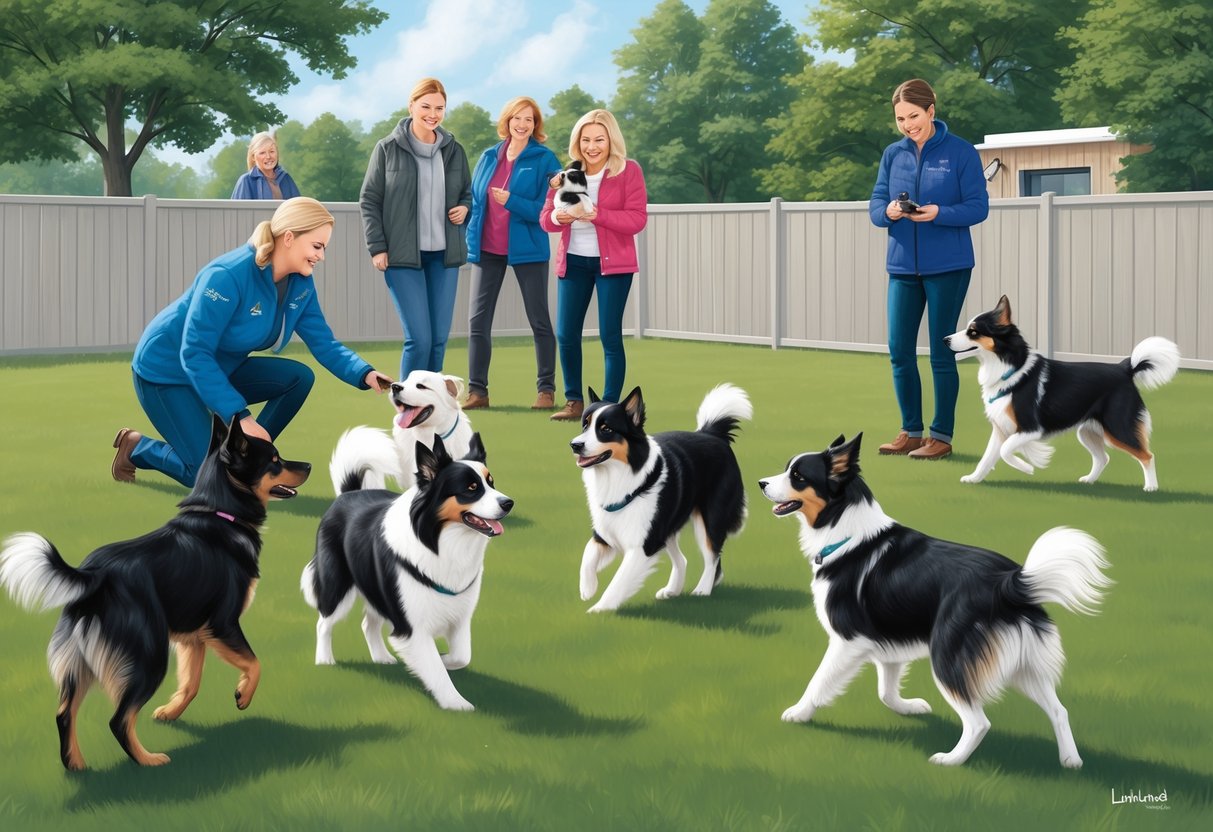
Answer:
[
  {"left": 202, "top": 288, "right": 230, "bottom": 303},
  {"left": 250, "top": 302, "right": 263, "bottom": 316},
  {"left": 290, "top": 289, "right": 312, "bottom": 310},
  {"left": 925, "top": 159, "right": 951, "bottom": 173}
]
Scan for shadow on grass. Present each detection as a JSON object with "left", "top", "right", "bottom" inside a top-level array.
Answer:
[
  {"left": 615, "top": 583, "right": 809, "bottom": 636},
  {"left": 64, "top": 716, "right": 401, "bottom": 811},
  {"left": 979, "top": 478, "right": 1210, "bottom": 504},
  {"left": 348, "top": 663, "right": 641, "bottom": 739},
  {"left": 805, "top": 714, "right": 1212, "bottom": 807}
]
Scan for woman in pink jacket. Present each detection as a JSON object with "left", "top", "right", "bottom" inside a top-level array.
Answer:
[{"left": 541, "top": 109, "right": 648, "bottom": 421}]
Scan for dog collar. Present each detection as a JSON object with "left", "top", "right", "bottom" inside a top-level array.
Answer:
[
  {"left": 216, "top": 511, "right": 237, "bottom": 523},
  {"left": 603, "top": 456, "right": 664, "bottom": 512},
  {"left": 986, "top": 366, "right": 1019, "bottom": 403},
  {"left": 400, "top": 559, "right": 479, "bottom": 596},
  {"left": 439, "top": 415, "right": 461, "bottom": 441},
  {"left": 814, "top": 537, "right": 852, "bottom": 566}
]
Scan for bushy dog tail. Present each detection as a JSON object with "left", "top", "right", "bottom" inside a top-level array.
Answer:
[
  {"left": 1022, "top": 527, "right": 1112, "bottom": 616},
  {"left": 695, "top": 384, "right": 752, "bottom": 443},
  {"left": 0, "top": 533, "right": 93, "bottom": 612},
  {"left": 329, "top": 426, "right": 401, "bottom": 494},
  {"left": 1130, "top": 337, "right": 1180, "bottom": 391}
]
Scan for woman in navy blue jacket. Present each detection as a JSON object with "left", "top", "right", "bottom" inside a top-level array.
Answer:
[
  {"left": 868, "top": 79, "right": 989, "bottom": 460},
  {"left": 462, "top": 96, "right": 562, "bottom": 410},
  {"left": 112, "top": 197, "right": 391, "bottom": 487},
  {"left": 231, "top": 132, "right": 302, "bottom": 201}
]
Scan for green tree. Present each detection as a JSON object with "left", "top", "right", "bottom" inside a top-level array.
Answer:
[
  {"left": 763, "top": 0, "right": 1088, "bottom": 200},
  {"left": 0, "top": 155, "right": 103, "bottom": 195},
  {"left": 1057, "top": 0, "right": 1213, "bottom": 191},
  {"left": 444, "top": 102, "right": 498, "bottom": 161},
  {"left": 131, "top": 154, "right": 202, "bottom": 198},
  {"left": 294, "top": 113, "right": 364, "bottom": 202},
  {"left": 0, "top": 0, "right": 386, "bottom": 196},
  {"left": 545, "top": 85, "right": 607, "bottom": 162},
  {"left": 204, "top": 137, "right": 252, "bottom": 199},
  {"left": 613, "top": 0, "right": 804, "bottom": 202}
]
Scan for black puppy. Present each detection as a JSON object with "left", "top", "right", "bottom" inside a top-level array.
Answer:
[{"left": 0, "top": 415, "right": 310, "bottom": 769}]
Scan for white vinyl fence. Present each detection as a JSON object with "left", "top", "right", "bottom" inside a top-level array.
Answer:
[{"left": 2, "top": 192, "right": 1210, "bottom": 370}]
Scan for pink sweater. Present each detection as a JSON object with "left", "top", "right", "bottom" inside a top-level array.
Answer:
[{"left": 540, "top": 159, "right": 648, "bottom": 276}]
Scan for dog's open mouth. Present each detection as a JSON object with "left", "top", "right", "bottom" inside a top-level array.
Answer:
[
  {"left": 269, "top": 485, "right": 299, "bottom": 499},
  {"left": 395, "top": 404, "right": 434, "bottom": 430},
  {"left": 462, "top": 512, "right": 503, "bottom": 537},
  {"left": 576, "top": 452, "right": 611, "bottom": 468},
  {"left": 772, "top": 500, "right": 802, "bottom": 516}
]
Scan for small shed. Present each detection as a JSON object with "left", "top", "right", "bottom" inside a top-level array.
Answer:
[{"left": 974, "top": 127, "right": 1151, "bottom": 198}]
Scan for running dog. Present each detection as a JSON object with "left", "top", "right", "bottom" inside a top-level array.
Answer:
[
  {"left": 570, "top": 384, "right": 751, "bottom": 612},
  {"left": 947, "top": 295, "right": 1180, "bottom": 490},
  {"left": 0, "top": 416, "right": 310, "bottom": 769},
  {"left": 759, "top": 433, "right": 1112, "bottom": 767},
  {"left": 329, "top": 370, "right": 474, "bottom": 493},
  {"left": 302, "top": 434, "right": 512, "bottom": 711}
]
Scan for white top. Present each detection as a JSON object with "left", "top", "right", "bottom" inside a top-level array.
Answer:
[{"left": 566, "top": 169, "right": 605, "bottom": 257}]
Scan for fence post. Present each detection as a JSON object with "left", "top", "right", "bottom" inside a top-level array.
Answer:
[
  {"left": 635, "top": 225, "right": 647, "bottom": 339},
  {"left": 770, "top": 197, "right": 782, "bottom": 349},
  {"left": 1037, "top": 191, "right": 1055, "bottom": 358},
  {"left": 143, "top": 194, "right": 158, "bottom": 344}
]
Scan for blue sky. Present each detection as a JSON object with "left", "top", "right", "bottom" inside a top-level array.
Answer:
[{"left": 164, "top": 0, "right": 819, "bottom": 170}]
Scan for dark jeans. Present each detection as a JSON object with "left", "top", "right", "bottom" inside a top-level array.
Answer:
[
  {"left": 556, "top": 253, "right": 633, "bottom": 403},
  {"left": 467, "top": 252, "right": 555, "bottom": 396},
  {"left": 887, "top": 269, "right": 972, "bottom": 443},
  {"left": 384, "top": 251, "right": 459, "bottom": 379}
]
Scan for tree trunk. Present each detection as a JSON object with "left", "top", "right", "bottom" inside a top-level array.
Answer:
[{"left": 100, "top": 150, "right": 134, "bottom": 197}]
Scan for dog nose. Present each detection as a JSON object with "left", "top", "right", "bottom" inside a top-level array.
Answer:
[
  {"left": 758, "top": 479, "right": 768, "bottom": 491},
  {"left": 943, "top": 335, "right": 952, "bottom": 345},
  {"left": 570, "top": 440, "right": 584, "bottom": 454},
  {"left": 498, "top": 497, "right": 514, "bottom": 514}
]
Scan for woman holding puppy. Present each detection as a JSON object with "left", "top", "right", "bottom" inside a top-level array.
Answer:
[
  {"left": 463, "top": 96, "right": 562, "bottom": 411},
  {"left": 868, "top": 78, "right": 988, "bottom": 460},
  {"left": 112, "top": 197, "right": 392, "bottom": 487},
  {"left": 541, "top": 109, "right": 648, "bottom": 422}
]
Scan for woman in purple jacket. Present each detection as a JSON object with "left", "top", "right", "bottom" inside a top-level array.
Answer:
[
  {"left": 540, "top": 109, "right": 648, "bottom": 422},
  {"left": 868, "top": 79, "right": 989, "bottom": 460}
]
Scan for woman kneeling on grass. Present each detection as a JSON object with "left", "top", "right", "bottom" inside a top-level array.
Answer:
[{"left": 112, "top": 197, "right": 392, "bottom": 487}]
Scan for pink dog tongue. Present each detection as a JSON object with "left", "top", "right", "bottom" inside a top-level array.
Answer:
[
  {"left": 396, "top": 406, "right": 423, "bottom": 429},
  {"left": 486, "top": 518, "right": 503, "bottom": 535}
]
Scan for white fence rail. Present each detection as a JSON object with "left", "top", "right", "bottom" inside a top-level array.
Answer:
[{"left": 2, "top": 192, "right": 1210, "bottom": 370}]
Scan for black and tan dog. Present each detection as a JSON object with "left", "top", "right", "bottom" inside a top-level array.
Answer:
[{"left": 0, "top": 416, "right": 310, "bottom": 769}]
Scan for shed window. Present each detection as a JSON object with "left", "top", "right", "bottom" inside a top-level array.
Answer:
[{"left": 1021, "top": 168, "right": 1091, "bottom": 197}]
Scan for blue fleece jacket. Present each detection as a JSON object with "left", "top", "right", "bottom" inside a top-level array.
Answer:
[
  {"left": 466, "top": 138, "right": 562, "bottom": 265},
  {"left": 868, "top": 120, "right": 989, "bottom": 275},
  {"left": 231, "top": 166, "right": 302, "bottom": 200},
  {"left": 133, "top": 244, "right": 372, "bottom": 422}
]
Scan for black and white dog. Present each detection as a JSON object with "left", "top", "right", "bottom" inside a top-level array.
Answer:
[
  {"left": 328, "top": 370, "right": 474, "bottom": 493},
  {"left": 552, "top": 160, "right": 594, "bottom": 217},
  {"left": 302, "top": 434, "right": 512, "bottom": 711},
  {"left": 947, "top": 295, "right": 1179, "bottom": 490},
  {"left": 570, "top": 384, "right": 751, "bottom": 612},
  {"left": 759, "top": 433, "right": 1112, "bottom": 767}
]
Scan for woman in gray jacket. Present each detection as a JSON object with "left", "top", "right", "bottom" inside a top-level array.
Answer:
[{"left": 360, "top": 77, "right": 472, "bottom": 378}]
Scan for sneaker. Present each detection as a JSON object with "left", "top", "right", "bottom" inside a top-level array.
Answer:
[
  {"left": 463, "top": 391, "right": 490, "bottom": 410},
  {"left": 908, "top": 438, "right": 953, "bottom": 460},
  {"left": 111, "top": 428, "right": 141, "bottom": 483},
  {"left": 877, "top": 431, "right": 924, "bottom": 455},
  {"left": 550, "top": 400, "right": 584, "bottom": 422},
  {"left": 532, "top": 390, "right": 556, "bottom": 410}
]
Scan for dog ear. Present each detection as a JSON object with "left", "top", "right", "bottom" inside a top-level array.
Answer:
[
  {"left": 207, "top": 414, "right": 229, "bottom": 456},
  {"left": 415, "top": 440, "right": 439, "bottom": 486},
  {"left": 570, "top": 160, "right": 583, "bottom": 171},
  {"left": 223, "top": 413, "right": 250, "bottom": 460},
  {"left": 443, "top": 375, "right": 464, "bottom": 399},
  {"left": 828, "top": 433, "right": 846, "bottom": 449},
  {"left": 828, "top": 433, "right": 862, "bottom": 481},
  {"left": 622, "top": 387, "right": 646, "bottom": 429},
  {"left": 464, "top": 432, "right": 487, "bottom": 463},
  {"left": 587, "top": 387, "right": 601, "bottom": 404},
  {"left": 994, "top": 295, "right": 1013, "bottom": 326}
]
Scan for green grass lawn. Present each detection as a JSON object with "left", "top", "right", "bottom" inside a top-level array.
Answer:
[{"left": 1, "top": 338, "right": 1210, "bottom": 831}]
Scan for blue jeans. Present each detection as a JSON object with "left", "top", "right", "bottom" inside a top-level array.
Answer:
[
  {"left": 130, "top": 356, "right": 315, "bottom": 487},
  {"left": 385, "top": 252, "right": 460, "bottom": 379},
  {"left": 557, "top": 254, "right": 632, "bottom": 403},
  {"left": 887, "top": 269, "right": 971, "bottom": 443}
]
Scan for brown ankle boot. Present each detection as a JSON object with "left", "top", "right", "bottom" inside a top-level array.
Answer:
[
  {"left": 111, "top": 428, "right": 141, "bottom": 483},
  {"left": 878, "top": 431, "right": 924, "bottom": 455},
  {"left": 463, "top": 391, "right": 490, "bottom": 410},
  {"left": 550, "top": 400, "right": 584, "bottom": 422},
  {"left": 532, "top": 390, "right": 556, "bottom": 410},
  {"left": 909, "top": 438, "right": 953, "bottom": 460}
]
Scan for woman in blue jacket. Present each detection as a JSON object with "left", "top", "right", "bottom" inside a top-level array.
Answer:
[
  {"left": 462, "top": 96, "right": 562, "bottom": 410},
  {"left": 112, "top": 197, "right": 392, "bottom": 487},
  {"left": 868, "top": 79, "right": 989, "bottom": 460},
  {"left": 231, "top": 132, "right": 302, "bottom": 200}
]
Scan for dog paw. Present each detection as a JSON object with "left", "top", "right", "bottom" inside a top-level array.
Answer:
[
  {"left": 371, "top": 654, "right": 397, "bottom": 665},
  {"left": 1060, "top": 753, "right": 1083, "bottom": 769},
  {"left": 1143, "top": 484, "right": 1158, "bottom": 493},
  {"left": 141, "top": 752, "right": 172, "bottom": 767},
  {"left": 152, "top": 705, "right": 182, "bottom": 722},
  {"left": 655, "top": 587, "right": 680, "bottom": 600},
  {"left": 960, "top": 473, "right": 982, "bottom": 484},
  {"left": 894, "top": 698, "right": 932, "bottom": 715},
  {"left": 234, "top": 688, "right": 254, "bottom": 710},
  {"left": 587, "top": 602, "right": 615, "bottom": 614},
  {"left": 690, "top": 585, "right": 713, "bottom": 597},
  {"left": 439, "top": 697, "right": 475, "bottom": 712},
  {"left": 580, "top": 577, "right": 598, "bottom": 601},
  {"left": 780, "top": 704, "right": 814, "bottom": 723},
  {"left": 1078, "top": 475, "right": 1095, "bottom": 484},
  {"left": 442, "top": 655, "right": 470, "bottom": 670},
  {"left": 929, "top": 751, "right": 965, "bottom": 766}
]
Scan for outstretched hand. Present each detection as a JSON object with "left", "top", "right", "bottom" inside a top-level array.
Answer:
[{"left": 364, "top": 370, "right": 394, "bottom": 392}]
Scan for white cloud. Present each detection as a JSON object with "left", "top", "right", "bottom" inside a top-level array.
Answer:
[{"left": 486, "top": 0, "right": 600, "bottom": 87}]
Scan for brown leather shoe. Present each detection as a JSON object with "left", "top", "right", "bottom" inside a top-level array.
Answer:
[
  {"left": 532, "top": 390, "right": 556, "bottom": 410},
  {"left": 550, "top": 400, "right": 584, "bottom": 422},
  {"left": 878, "top": 431, "right": 924, "bottom": 455},
  {"left": 908, "top": 438, "right": 953, "bottom": 460},
  {"left": 111, "top": 428, "right": 141, "bottom": 483},
  {"left": 463, "top": 391, "right": 490, "bottom": 410}
]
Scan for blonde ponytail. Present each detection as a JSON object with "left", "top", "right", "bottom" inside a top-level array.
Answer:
[{"left": 247, "top": 197, "right": 335, "bottom": 267}]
